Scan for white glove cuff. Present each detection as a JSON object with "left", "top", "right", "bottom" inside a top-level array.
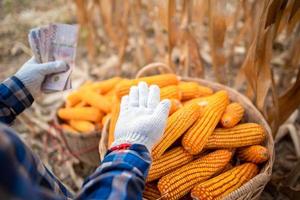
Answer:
[{"left": 111, "top": 132, "right": 153, "bottom": 152}]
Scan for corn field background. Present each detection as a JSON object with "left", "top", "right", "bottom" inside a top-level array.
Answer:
[{"left": 0, "top": 0, "right": 300, "bottom": 199}]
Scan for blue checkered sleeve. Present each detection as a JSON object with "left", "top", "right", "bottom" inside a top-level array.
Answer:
[
  {"left": 76, "top": 144, "right": 151, "bottom": 200},
  {"left": 0, "top": 121, "right": 151, "bottom": 200},
  {"left": 0, "top": 123, "right": 73, "bottom": 200},
  {"left": 0, "top": 76, "right": 34, "bottom": 124}
]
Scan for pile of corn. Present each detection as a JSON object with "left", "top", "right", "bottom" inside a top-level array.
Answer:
[
  {"left": 57, "top": 77, "right": 122, "bottom": 133},
  {"left": 57, "top": 74, "right": 269, "bottom": 199},
  {"left": 134, "top": 75, "right": 268, "bottom": 200}
]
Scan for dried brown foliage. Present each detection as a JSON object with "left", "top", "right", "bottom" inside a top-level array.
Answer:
[{"left": 75, "top": 0, "right": 300, "bottom": 134}]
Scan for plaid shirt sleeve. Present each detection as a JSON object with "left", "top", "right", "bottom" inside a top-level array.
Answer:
[
  {"left": 0, "top": 76, "right": 34, "bottom": 124},
  {"left": 0, "top": 122, "right": 151, "bottom": 200},
  {"left": 0, "top": 123, "right": 73, "bottom": 200},
  {"left": 76, "top": 144, "right": 151, "bottom": 200}
]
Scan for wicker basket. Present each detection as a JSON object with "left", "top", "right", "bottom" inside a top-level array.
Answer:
[
  {"left": 54, "top": 104, "right": 103, "bottom": 167},
  {"left": 100, "top": 63, "right": 275, "bottom": 200}
]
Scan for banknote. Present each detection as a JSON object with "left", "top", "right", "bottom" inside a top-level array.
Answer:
[
  {"left": 28, "top": 28, "right": 42, "bottom": 63},
  {"left": 28, "top": 23, "right": 79, "bottom": 92}
]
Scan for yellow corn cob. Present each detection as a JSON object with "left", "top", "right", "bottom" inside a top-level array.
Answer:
[
  {"left": 66, "top": 92, "right": 81, "bottom": 107},
  {"left": 108, "top": 97, "right": 120, "bottom": 147},
  {"left": 58, "top": 107, "right": 103, "bottom": 122},
  {"left": 147, "top": 147, "right": 193, "bottom": 182},
  {"left": 90, "top": 77, "right": 122, "bottom": 94},
  {"left": 198, "top": 85, "right": 214, "bottom": 96},
  {"left": 80, "top": 90, "right": 112, "bottom": 113},
  {"left": 157, "top": 149, "right": 233, "bottom": 200},
  {"left": 220, "top": 102, "right": 245, "bottom": 128},
  {"left": 143, "top": 183, "right": 161, "bottom": 200},
  {"left": 105, "top": 88, "right": 116, "bottom": 97},
  {"left": 115, "top": 74, "right": 179, "bottom": 98},
  {"left": 74, "top": 101, "right": 88, "bottom": 108},
  {"left": 169, "top": 99, "right": 183, "bottom": 116},
  {"left": 69, "top": 120, "right": 96, "bottom": 133},
  {"left": 182, "top": 96, "right": 212, "bottom": 107},
  {"left": 237, "top": 145, "right": 269, "bottom": 164},
  {"left": 212, "top": 162, "right": 235, "bottom": 179},
  {"left": 205, "top": 123, "right": 266, "bottom": 149},
  {"left": 179, "top": 82, "right": 213, "bottom": 101},
  {"left": 221, "top": 163, "right": 234, "bottom": 173},
  {"left": 160, "top": 85, "right": 182, "bottom": 100},
  {"left": 182, "top": 91, "right": 229, "bottom": 155},
  {"left": 191, "top": 163, "right": 259, "bottom": 200},
  {"left": 104, "top": 94, "right": 114, "bottom": 103},
  {"left": 61, "top": 124, "right": 78, "bottom": 133},
  {"left": 65, "top": 81, "right": 94, "bottom": 107},
  {"left": 152, "top": 103, "right": 202, "bottom": 159},
  {"left": 179, "top": 82, "right": 200, "bottom": 101}
]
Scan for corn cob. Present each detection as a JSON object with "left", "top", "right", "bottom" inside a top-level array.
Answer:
[
  {"left": 157, "top": 149, "right": 232, "bottom": 200},
  {"left": 115, "top": 74, "right": 179, "bottom": 98},
  {"left": 66, "top": 92, "right": 81, "bottom": 107},
  {"left": 69, "top": 120, "right": 96, "bottom": 133},
  {"left": 143, "top": 183, "right": 161, "bottom": 200},
  {"left": 90, "top": 77, "right": 121, "bottom": 94},
  {"left": 198, "top": 85, "right": 214, "bottom": 96},
  {"left": 80, "top": 90, "right": 112, "bottom": 113},
  {"left": 160, "top": 85, "right": 182, "bottom": 100},
  {"left": 61, "top": 124, "right": 78, "bottom": 133},
  {"left": 74, "top": 101, "right": 88, "bottom": 108},
  {"left": 237, "top": 145, "right": 269, "bottom": 164},
  {"left": 152, "top": 103, "right": 202, "bottom": 159},
  {"left": 182, "top": 91, "right": 229, "bottom": 155},
  {"left": 147, "top": 147, "right": 193, "bottom": 182},
  {"left": 58, "top": 107, "right": 103, "bottom": 122},
  {"left": 191, "top": 163, "right": 259, "bottom": 200},
  {"left": 179, "top": 82, "right": 201, "bottom": 101},
  {"left": 65, "top": 81, "right": 93, "bottom": 107},
  {"left": 179, "top": 82, "right": 213, "bottom": 101},
  {"left": 169, "top": 99, "right": 183, "bottom": 116},
  {"left": 108, "top": 97, "right": 120, "bottom": 147},
  {"left": 221, "top": 163, "right": 234, "bottom": 173},
  {"left": 221, "top": 102, "right": 245, "bottom": 128},
  {"left": 183, "top": 96, "right": 212, "bottom": 107},
  {"left": 205, "top": 123, "right": 266, "bottom": 149},
  {"left": 105, "top": 88, "right": 116, "bottom": 97}
]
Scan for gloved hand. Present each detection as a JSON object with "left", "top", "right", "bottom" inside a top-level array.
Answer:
[
  {"left": 111, "top": 82, "right": 171, "bottom": 152},
  {"left": 14, "top": 57, "right": 68, "bottom": 98}
]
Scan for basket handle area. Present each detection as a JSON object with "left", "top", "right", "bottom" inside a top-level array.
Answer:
[
  {"left": 135, "top": 62, "right": 175, "bottom": 78},
  {"left": 99, "top": 116, "right": 111, "bottom": 161}
]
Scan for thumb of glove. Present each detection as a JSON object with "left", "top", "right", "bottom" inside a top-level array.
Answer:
[{"left": 39, "top": 61, "right": 69, "bottom": 75}]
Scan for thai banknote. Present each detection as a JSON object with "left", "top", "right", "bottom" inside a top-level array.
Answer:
[{"left": 28, "top": 23, "right": 79, "bottom": 92}]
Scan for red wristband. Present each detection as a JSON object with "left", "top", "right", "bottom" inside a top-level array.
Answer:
[{"left": 110, "top": 143, "right": 132, "bottom": 152}]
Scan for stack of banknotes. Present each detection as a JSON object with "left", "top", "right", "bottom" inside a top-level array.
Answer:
[{"left": 28, "top": 24, "right": 79, "bottom": 92}]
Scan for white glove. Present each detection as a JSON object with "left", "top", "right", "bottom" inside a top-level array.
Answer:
[
  {"left": 15, "top": 57, "right": 68, "bottom": 98},
  {"left": 112, "top": 82, "right": 171, "bottom": 152}
]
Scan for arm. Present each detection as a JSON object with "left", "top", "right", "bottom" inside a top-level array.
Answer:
[
  {"left": 0, "top": 76, "right": 34, "bottom": 124},
  {"left": 77, "top": 144, "right": 150, "bottom": 200},
  {"left": 77, "top": 82, "right": 170, "bottom": 200},
  {"left": 0, "top": 123, "right": 73, "bottom": 200},
  {"left": 0, "top": 57, "right": 67, "bottom": 124}
]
